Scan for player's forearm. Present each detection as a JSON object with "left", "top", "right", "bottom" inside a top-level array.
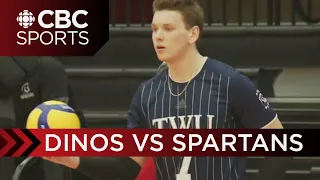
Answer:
[{"left": 75, "top": 157, "right": 141, "bottom": 180}]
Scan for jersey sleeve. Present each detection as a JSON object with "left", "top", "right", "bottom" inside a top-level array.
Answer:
[
  {"left": 40, "top": 59, "right": 69, "bottom": 103},
  {"left": 127, "top": 85, "right": 148, "bottom": 129},
  {"left": 229, "top": 72, "right": 277, "bottom": 129}
]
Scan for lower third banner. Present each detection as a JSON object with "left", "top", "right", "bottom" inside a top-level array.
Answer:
[{"left": 0, "top": 129, "right": 319, "bottom": 157}]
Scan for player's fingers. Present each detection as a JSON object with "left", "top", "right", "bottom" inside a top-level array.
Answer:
[
  {"left": 43, "top": 157, "right": 63, "bottom": 166},
  {"left": 42, "top": 157, "right": 55, "bottom": 162},
  {"left": 42, "top": 157, "right": 50, "bottom": 162}
]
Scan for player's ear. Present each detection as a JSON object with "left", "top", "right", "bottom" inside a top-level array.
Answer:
[{"left": 188, "top": 26, "right": 200, "bottom": 44}]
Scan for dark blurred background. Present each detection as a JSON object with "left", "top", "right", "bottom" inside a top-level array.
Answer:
[{"left": 43, "top": 0, "right": 320, "bottom": 179}]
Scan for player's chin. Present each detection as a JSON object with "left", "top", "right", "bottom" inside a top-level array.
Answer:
[{"left": 156, "top": 53, "right": 172, "bottom": 62}]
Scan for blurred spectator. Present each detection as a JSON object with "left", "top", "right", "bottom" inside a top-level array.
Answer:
[{"left": 0, "top": 56, "right": 87, "bottom": 180}]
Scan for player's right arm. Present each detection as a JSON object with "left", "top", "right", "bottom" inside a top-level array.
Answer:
[
  {"left": 126, "top": 83, "right": 150, "bottom": 164},
  {"left": 43, "top": 84, "right": 148, "bottom": 180}
]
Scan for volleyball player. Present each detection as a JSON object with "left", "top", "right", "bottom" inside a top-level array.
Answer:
[{"left": 43, "top": 0, "right": 284, "bottom": 179}]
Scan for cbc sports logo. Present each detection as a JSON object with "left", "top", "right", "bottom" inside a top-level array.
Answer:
[{"left": 16, "top": 10, "right": 89, "bottom": 46}]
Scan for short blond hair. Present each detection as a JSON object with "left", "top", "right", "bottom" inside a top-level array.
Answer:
[{"left": 153, "top": 0, "right": 204, "bottom": 41}]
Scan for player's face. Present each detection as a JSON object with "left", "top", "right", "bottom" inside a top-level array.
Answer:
[{"left": 152, "top": 10, "right": 194, "bottom": 62}]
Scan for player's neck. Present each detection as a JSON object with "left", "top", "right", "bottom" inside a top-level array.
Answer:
[{"left": 167, "top": 49, "right": 207, "bottom": 83}]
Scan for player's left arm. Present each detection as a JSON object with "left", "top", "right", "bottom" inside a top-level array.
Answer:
[
  {"left": 261, "top": 116, "right": 283, "bottom": 129},
  {"left": 229, "top": 72, "right": 287, "bottom": 180},
  {"left": 39, "top": 57, "right": 69, "bottom": 103},
  {"left": 229, "top": 72, "right": 283, "bottom": 129}
]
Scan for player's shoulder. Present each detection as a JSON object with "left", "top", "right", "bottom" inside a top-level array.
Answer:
[
  {"left": 36, "top": 57, "right": 67, "bottom": 77},
  {"left": 136, "top": 68, "right": 166, "bottom": 92},
  {"left": 39, "top": 56, "right": 65, "bottom": 69},
  {"left": 205, "top": 58, "right": 242, "bottom": 78},
  {"left": 142, "top": 71, "right": 165, "bottom": 87},
  {"left": 206, "top": 58, "right": 253, "bottom": 88}
]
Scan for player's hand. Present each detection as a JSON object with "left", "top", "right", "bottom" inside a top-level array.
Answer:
[{"left": 43, "top": 156, "right": 80, "bottom": 169}]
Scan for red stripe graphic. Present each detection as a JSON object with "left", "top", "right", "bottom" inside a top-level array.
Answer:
[
  {"left": 0, "top": 129, "right": 41, "bottom": 157},
  {"left": 0, "top": 131, "right": 7, "bottom": 151},
  {"left": 12, "top": 129, "right": 33, "bottom": 157},
  {"left": 0, "top": 129, "right": 16, "bottom": 156}
]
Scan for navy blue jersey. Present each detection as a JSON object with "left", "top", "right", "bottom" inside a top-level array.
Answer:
[{"left": 127, "top": 58, "right": 277, "bottom": 180}]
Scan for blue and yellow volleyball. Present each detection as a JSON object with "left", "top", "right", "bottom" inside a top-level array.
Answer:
[{"left": 26, "top": 100, "right": 81, "bottom": 129}]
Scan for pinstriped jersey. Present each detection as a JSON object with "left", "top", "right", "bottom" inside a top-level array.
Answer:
[{"left": 127, "top": 58, "right": 277, "bottom": 180}]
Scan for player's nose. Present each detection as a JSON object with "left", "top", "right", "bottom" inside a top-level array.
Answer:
[{"left": 153, "top": 30, "right": 164, "bottom": 41}]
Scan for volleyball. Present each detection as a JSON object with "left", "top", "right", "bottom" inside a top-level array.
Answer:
[{"left": 26, "top": 100, "right": 81, "bottom": 129}]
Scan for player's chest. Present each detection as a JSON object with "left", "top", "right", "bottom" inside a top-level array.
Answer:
[{"left": 142, "top": 77, "right": 230, "bottom": 129}]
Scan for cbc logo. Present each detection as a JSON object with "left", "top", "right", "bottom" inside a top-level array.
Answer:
[
  {"left": 16, "top": 9, "right": 89, "bottom": 46},
  {"left": 16, "top": 10, "right": 36, "bottom": 28},
  {"left": 16, "top": 9, "right": 88, "bottom": 29}
]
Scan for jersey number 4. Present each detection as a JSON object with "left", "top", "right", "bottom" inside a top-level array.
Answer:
[{"left": 176, "top": 156, "right": 192, "bottom": 180}]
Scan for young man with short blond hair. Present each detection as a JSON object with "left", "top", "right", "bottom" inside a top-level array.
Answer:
[{"left": 44, "top": 0, "right": 283, "bottom": 179}]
